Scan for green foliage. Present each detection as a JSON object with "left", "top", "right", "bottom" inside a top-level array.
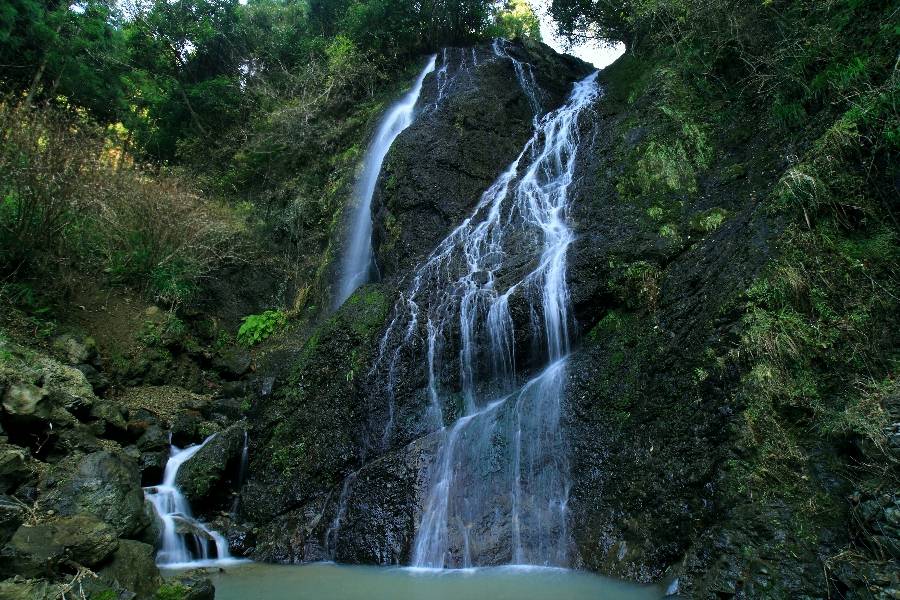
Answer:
[
  {"left": 237, "top": 310, "right": 286, "bottom": 347},
  {"left": 488, "top": 0, "right": 542, "bottom": 41},
  {"left": 615, "top": 66, "right": 711, "bottom": 214},
  {"left": 139, "top": 314, "right": 187, "bottom": 348},
  {"left": 691, "top": 207, "right": 729, "bottom": 233},
  {"left": 342, "top": 287, "right": 389, "bottom": 338},
  {"left": 91, "top": 590, "right": 118, "bottom": 600},
  {"left": 155, "top": 583, "right": 187, "bottom": 600}
]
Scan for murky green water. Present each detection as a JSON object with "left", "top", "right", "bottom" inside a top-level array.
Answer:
[{"left": 202, "top": 562, "right": 665, "bottom": 600}]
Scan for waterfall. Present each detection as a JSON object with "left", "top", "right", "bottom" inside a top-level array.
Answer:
[
  {"left": 370, "top": 64, "right": 600, "bottom": 568},
  {"left": 144, "top": 434, "right": 238, "bottom": 567},
  {"left": 335, "top": 56, "right": 437, "bottom": 308}
]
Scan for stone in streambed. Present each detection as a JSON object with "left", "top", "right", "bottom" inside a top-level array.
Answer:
[{"left": 162, "top": 571, "right": 215, "bottom": 600}]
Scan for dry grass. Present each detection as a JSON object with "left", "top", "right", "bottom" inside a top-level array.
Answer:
[{"left": 0, "top": 101, "right": 246, "bottom": 307}]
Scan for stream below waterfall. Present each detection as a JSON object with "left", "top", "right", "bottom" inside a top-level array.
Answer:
[{"left": 201, "top": 563, "right": 668, "bottom": 600}]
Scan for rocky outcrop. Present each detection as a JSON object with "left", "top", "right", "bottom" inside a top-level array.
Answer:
[
  {"left": 245, "top": 42, "right": 594, "bottom": 562},
  {"left": 0, "top": 338, "right": 168, "bottom": 598},
  {"left": 242, "top": 285, "right": 391, "bottom": 529}
]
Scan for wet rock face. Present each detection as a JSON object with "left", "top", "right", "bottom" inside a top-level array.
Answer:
[
  {"left": 372, "top": 41, "right": 592, "bottom": 281},
  {"left": 329, "top": 434, "right": 438, "bottom": 565},
  {"left": 243, "top": 285, "right": 391, "bottom": 527}
]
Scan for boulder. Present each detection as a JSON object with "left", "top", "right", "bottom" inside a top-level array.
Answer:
[
  {"left": 212, "top": 346, "right": 251, "bottom": 379},
  {"left": 1, "top": 514, "right": 118, "bottom": 577},
  {"left": 137, "top": 424, "right": 169, "bottom": 453},
  {"left": 32, "top": 357, "right": 97, "bottom": 417},
  {"left": 1, "top": 383, "right": 75, "bottom": 429},
  {"left": 39, "top": 451, "right": 148, "bottom": 538},
  {"left": 170, "top": 412, "right": 203, "bottom": 448},
  {"left": 175, "top": 423, "right": 246, "bottom": 509},
  {"left": 135, "top": 499, "right": 163, "bottom": 549},
  {"left": 170, "top": 571, "right": 216, "bottom": 600},
  {"left": 75, "top": 363, "right": 108, "bottom": 395},
  {"left": 88, "top": 399, "right": 128, "bottom": 436},
  {"left": 126, "top": 408, "right": 162, "bottom": 440},
  {"left": 98, "top": 539, "right": 163, "bottom": 600},
  {"left": 139, "top": 450, "right": 169, "bottom": 486}
]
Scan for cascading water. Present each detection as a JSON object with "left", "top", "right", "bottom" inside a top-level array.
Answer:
[
  {"left": 144, "top": 434, "right": 238, "bottom": 568},
  {"left": 334, "top": 56, "right": 437, "bottom": 308},
  {"left": 367, "top": 58, "right": 600, "bottom": 568}
]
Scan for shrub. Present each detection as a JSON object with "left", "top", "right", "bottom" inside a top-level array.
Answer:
[
  {"left": 237, "top": 310, "right": 287, "bottom": 347},
  {"left": 0, "top": 102, "right": 244, "bottom": 307},
  {"left": 0, "top": 103, "right": 97, "bottom": 273}
]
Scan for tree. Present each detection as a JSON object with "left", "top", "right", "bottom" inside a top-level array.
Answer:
[{"left": 489, "top": 0, "right": 542, "bottom": 41}]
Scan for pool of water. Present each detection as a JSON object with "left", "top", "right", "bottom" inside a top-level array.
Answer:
[{"left": 199, "top": 562, "right": 666, "bottom": 600}]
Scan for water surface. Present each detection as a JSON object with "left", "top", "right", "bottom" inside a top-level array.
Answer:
[{"left": 205, "top": 563, "right": 664, "bottom": 600}]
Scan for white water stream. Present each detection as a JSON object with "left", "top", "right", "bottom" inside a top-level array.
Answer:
[
  {"left": 335, "top": 56, "right": 437, "bottom": 307},
  {"left": 359, "top": 52, "right": 600, "bottom": 567}
]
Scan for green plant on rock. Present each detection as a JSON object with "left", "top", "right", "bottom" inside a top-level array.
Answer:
[
  {"left": 155, "top": 583, "right": 187, "bottom": 600},
  {"left": 691, "top": 208, "right": 729, "bottom": 233},
  {"left": 237, "top": 310, "right": 287, "bottom": 347}
]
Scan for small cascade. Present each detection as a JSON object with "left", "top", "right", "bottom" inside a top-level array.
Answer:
[
  {"left": 144, "top": 434, "right": 238, "bottom": 567},
  {"left": 324, "top": 470, "right": 358, "bottom": 558},
  {"left": 368, "top": 65, "right": 600, "bottom": 568},
  {"left": 492, "top": 39, "right": 542, "bottom": 117},
  {"left": 335, "top": 55, "right": 437, "bottom": 308},
  {"left": 230, "top": 431, "right": 249, "bottom": 516}
]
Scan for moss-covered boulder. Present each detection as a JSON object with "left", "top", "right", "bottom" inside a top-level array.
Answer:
[
  {"left": 0, "top": 445, "right": 32, "bottom": 495},
  {"left": 175, "top": 422, "right": 247, "bottom": 510},
  {"left": 160, "top": 571, "right": 214, "bottom": 600}
]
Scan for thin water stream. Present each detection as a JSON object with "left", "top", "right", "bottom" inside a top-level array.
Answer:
[{"left": 335, "top": 56, "right": 437, "bottom": 307}]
